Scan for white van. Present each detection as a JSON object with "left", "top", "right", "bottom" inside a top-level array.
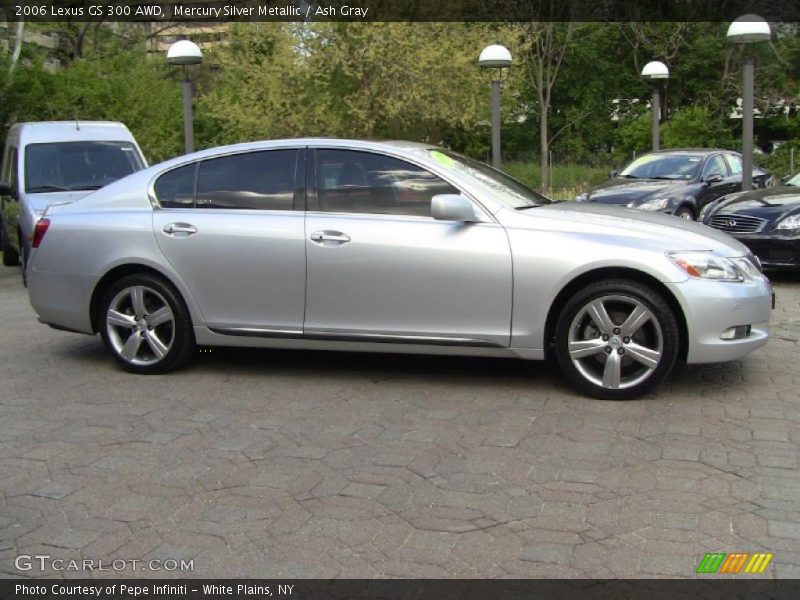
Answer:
[{"left": 0, "top": 121, "right": 147, "bottom": 280}]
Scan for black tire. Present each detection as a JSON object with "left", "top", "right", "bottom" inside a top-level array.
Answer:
[
  {"left": 674, "top": 205, "right": 695, "bottom": 220},
  {"left": 2, "top": 234, "right": 20, "bottom": 267},
  {"left": 554, "top": 279, "right": 680, "bottom": 400},
  {"left": 99, "top": 273, "right": 195, "bottom": 374}
]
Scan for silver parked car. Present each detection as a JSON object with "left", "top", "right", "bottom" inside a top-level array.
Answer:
[{"left": 26, "top": 139, "right": 772, "bottom": 399}]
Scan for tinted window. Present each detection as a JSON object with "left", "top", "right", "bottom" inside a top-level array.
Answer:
[
  {"left": 702, "top": 155, "right": 728, "bottom": 179},
  {"left": 316, "top": 150, "right": 458, "bottom": 216},
  {"left": 24, "top": 141, "right": 144, "bottom": 192},
  {"left": 195, "top": 150, "right": 297, "bottom": 210},
  {"left": 154, "top": 163, "right": 196, "bottom": 208},
  {"left": 2, "top": 147, "right": 17, "bottom": 188},
  {"left": 725, "top": 153, "right": 742, "bottom": 175}
]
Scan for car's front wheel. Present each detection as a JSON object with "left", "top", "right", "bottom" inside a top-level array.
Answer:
[
  {"left": 674, "top": 206, "right": 695, "bottom": 220},
  {"left": 99, "top": 273, "right": 195, "bottom": 374},
  {"left": 554, "top": 279, "right": 680, "bottom": 400}
]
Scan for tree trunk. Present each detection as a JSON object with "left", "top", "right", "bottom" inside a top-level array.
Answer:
[
  {"left": 8, "top": 20, "right": 25, "bottom": 76},
  {"left": 539, "top": 102, "right": 549, "bottom": 193}
]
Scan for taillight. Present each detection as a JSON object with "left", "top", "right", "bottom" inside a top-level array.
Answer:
[{"left": 31, "top": 218, "right": 50, "bottom": 248}]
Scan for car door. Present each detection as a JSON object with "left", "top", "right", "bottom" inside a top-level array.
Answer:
[
  {"left": 303, "top": 148, "right": 513, "bottom": 348},
  {"left": 696, "top": 154, "right": 733, "bottom": 213},
  {"left": 151, "top": 148, "right": 306, "bottom": 334}
]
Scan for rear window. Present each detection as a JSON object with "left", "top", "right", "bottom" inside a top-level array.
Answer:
[{"left": 24, "top": 141, "right": 144, "bottom": 193}]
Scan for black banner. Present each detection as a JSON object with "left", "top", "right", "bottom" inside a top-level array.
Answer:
[
  {"left": 1, "top": 0, "right": 799, "bottom": 22},
  {"left": 3, "top": 580, "right": 800, "bottom": 600}
]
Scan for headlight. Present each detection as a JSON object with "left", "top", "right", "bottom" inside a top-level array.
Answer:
[
  {"left": 775, "top": 214, "right": 800, "bottom": 231},
  {"left": 698, "top": 201, "right": 716, "bottom": 220},
  {"left": 667, "top": 251, "right": 744, "bottom": 282},
  {"left": 637, "top": 197, "right": 670, "bottom": 211}
]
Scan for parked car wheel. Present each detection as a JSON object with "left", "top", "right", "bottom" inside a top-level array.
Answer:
[
  {"left": 674, "top": 206, "right": 694, "bottom": 220},
  {"left": 1, "top": 234, "right": 20, "bottom": 267},
  {"left": 99, "top": 273, "right": 195, "bottom": 374},
  {"left": 554, "top": 279, "right": 680, "bottom": 400}
]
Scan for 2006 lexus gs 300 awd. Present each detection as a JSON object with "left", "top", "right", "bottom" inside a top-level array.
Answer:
[{"left": 26, "top": 139, "right": 772, "bottom": 399}]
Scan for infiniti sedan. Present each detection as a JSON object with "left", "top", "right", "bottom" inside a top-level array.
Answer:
[
  {"left": 26, "top": 140, "right": 772, "bottom": 399},
  {"left": 575, "top": 149, "right": 772, "bottom": 220},
  {"left": 702, "top": 172, "right": 800, "bottom": 269}
]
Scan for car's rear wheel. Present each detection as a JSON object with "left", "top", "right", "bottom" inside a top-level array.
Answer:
[
  {"left": 99, "top": 273, "right": 195, "bottom": 374},
  {"left": 1, "top": 233, "right": 20, "bottom": 267},
  {"left": 674, "top": 206, "right": 694, "bottom": 220},
  {"left": 554, "top": 279, "right": 680, "bottom": 400}
]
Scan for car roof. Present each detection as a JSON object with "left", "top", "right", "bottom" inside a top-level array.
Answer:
[
  {"left": 644, "top": 148, "right": 734, "bottom": 156},
  {"left": 12, "top": 121, "right": 136, "bottom": 145},
  {"left": 152, "top": 138, "right": 439, "bottom": 170}
]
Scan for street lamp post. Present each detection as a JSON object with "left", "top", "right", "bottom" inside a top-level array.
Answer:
[
  {"left": 727, "top": 15, "right": 771, "bottom": 190},
  {"left": 641, "top": 61, "right": 669, "bottom": 152},
  {"left": 167, "top": 40, "right": 203, "bottom": 154},
  {"left": 478, "top": 44, "right": 512, "bottom": 169}
]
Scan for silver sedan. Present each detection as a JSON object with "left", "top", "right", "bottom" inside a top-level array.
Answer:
[{"left": 25, "top": 139, "right": 772, "bottom": 399}]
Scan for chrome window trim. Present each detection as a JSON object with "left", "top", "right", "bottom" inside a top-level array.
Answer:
[{"left": 209, "top": 326, "right": 502, "bottom": 348}]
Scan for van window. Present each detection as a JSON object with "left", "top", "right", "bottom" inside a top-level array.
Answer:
[
  {"left": 2, "top": 146, "right": 17, "bottom": 187},
  {"left": 24, "top": 141, "right": 144, "bottom": 193}
]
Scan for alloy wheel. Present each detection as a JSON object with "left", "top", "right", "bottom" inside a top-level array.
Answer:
[
  {"left": 567, "top": 294, "right": 663, "bottom": 390},
  {"left": 105, "top": 285, "right": 175, "bottom": 366}
]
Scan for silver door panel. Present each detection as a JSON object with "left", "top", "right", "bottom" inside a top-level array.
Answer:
[
  {"left": 152, "top": 209, "right": 305, "bottom": 330},
  {"left": 304, "top": 212, "right": 513, "bottom": 347}
]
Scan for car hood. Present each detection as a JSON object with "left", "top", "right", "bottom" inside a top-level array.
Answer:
[
  {"left": 707, "top": 186, "right": 800, "bottom": 224},
  {"left": 508, "top": 202, "right": 750, "bottom": 257},
  {"left": 582, "top": 179, "right": 687, "bottom": 204},
  {"left": 581, "top": 178, "right": 687, "bottom": 205}
]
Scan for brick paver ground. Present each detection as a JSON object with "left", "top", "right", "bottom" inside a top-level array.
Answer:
[{"left": 1, "top": 265, "right": 799, "bottom": 579}]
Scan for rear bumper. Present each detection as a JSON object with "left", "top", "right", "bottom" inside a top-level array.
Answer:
[
  {"left": 666, "top": 276, "right": 772, "bottom": 364},
  {"left": 28, "top": 268, "right": 95, "bottom": 334}
]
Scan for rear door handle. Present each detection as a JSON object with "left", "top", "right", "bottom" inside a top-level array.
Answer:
[
  {"left": 163, "top": 223, "right": 197, "bottom": 236},
  {"left": 310, "top": 230, "right": 350, "bottom": 244}
]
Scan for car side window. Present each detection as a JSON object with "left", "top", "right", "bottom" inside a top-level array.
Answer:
[
  {"left": 1, "top": 146, "right": 18, "bottom": 189},
  {"left": 315, "top": 149, "right": 459, "bottom": 217},
  {"left": 724, "top": 153, "right": 743, "bottom": 175},
  {"left": 195, "top": 150, "right": 298, "bottom": 210},
  {"left": 702, "top": 155, "right": 728, "bottom": 180},
  {"left": 154, "top": 163, "right": 196, "bottom": 208}
]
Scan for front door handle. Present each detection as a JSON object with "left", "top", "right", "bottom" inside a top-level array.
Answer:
[
  {"left": 163, "top": 223, "right": 197, "bottom": 236},
  {"left": 310, "top": 230, "right": 351, "bottom": 244}
]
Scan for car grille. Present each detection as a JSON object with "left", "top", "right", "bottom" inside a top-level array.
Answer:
[{"left": 707, "top": 213, "right": 766, "bottom": 234}]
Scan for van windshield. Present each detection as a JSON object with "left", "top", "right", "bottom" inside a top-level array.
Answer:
[{"left": 25, "top": 141, "right": 144, "bottom": 193}]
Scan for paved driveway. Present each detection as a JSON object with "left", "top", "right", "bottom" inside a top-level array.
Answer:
[{"left": 1, "top": 264, "right": 799, "bottom": 579}]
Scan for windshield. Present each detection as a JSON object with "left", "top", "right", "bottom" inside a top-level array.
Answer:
[
  {"left": 619, "top": 153, "right": 702, "bottom": 180},
  {"left": 420, "top": 149, "right": 551, "bottom": 209},
  {"left": 25, "top": 141, "right": 144, "bottom": 193},
  {"left": 786, "top": 173, "right": 800, "bottom": 187}
]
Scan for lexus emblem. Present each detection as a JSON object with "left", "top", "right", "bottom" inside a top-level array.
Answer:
[{"left": 727, "top": 219, "right": 737, "bottom": 227}]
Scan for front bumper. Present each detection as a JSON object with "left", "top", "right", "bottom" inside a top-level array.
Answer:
[
  {"left": 666, "top": 275, "right": 772, "bottom": 364},
  {"left": 731, "top": 233, "right": 800, "bottom": 270}
]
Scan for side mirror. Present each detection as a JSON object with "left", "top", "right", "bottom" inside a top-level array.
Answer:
[
  {"left": 609, "top": 169, "right": 618, "bottom": 179},
  {"left": 431, "top": 194, "right": 475, "bottom": 222},
  {"left": 704, "top": 174, "right": 723, "bottom": 185},
  {"left": 0, "top": 181, "right": 12, "bottom": 197}
]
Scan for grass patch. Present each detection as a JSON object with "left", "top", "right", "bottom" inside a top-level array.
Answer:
[{"left": 504, "top": 161, "right": 609, "bottom": 201}]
